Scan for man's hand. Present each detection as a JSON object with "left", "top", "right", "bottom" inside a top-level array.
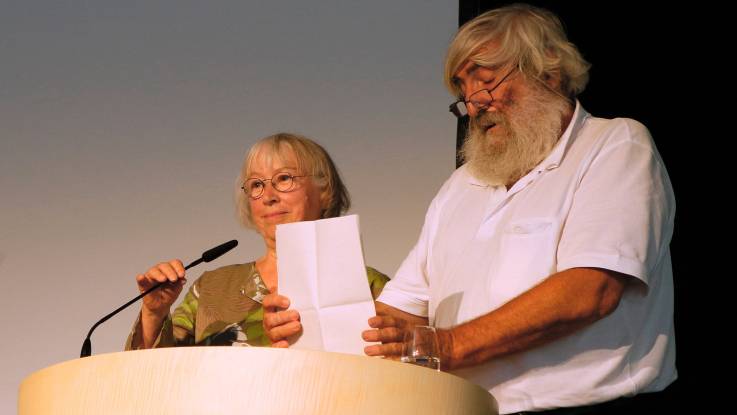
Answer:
[
  {"left": 361, "top": 314, "right": 408, "bottom": 359},
  {"left": 262, "top": 293, "right": 302, "bottom": 348},
  {"left": 362, "top": 301, "right": 429, "bottom": 360}
]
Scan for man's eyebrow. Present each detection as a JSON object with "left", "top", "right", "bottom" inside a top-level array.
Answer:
[{"left": 452, "top": 63, "right": 480, "bottom": 85}]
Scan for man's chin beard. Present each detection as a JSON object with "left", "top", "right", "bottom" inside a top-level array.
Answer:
[
  {"left": 461, "top": 85, "right": 570, "bottom": 187},
  {"left": 464, "top": 128, "right": 537, "bottom": 187}
]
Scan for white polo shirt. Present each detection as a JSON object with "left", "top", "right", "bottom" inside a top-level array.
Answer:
[{"left": 378, "top": 102, "right": 677, "bottom": 413}]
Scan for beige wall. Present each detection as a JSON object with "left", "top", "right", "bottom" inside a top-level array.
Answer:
[{"left": 0, "top": 1, "right": 457, "bottom": 412}]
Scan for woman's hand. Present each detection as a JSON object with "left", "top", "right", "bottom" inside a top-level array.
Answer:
[
  {"left": 262, "top": 293, "right": 302, "bottom": 347},
  {"left": 136, "top": 259, "right": 187, "bottom": 319}
]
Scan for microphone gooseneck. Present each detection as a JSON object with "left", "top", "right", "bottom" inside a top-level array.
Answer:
[{"left": 80, "top": 239, "right": 238, "bottom": 358}]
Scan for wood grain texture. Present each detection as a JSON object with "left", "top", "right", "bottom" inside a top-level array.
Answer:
[{"left": 19, "top": 347, "right": 497, "bottom": 414}]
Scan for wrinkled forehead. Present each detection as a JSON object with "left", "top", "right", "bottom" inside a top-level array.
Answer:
[
  {"left": 450, "top": 41, "right": 512, "bottom": 91},
  {"left": 460, "top": 41, "right": 508, "bottom": 72},
  {"left": 245, "top": 142, "right": 302, "bottom": 177}
]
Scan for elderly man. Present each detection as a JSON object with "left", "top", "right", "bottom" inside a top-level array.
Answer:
[{"left": 264, "top": 4, "right": 676, "bottom": 414}]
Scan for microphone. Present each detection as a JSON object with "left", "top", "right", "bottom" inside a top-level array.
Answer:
[{"left": 80, "top": 239, "right": 238, "bottom": 358}]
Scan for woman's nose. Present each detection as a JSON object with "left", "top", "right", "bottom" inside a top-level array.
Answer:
[{"left": 261, "top": 183, "right": 280, "bottom": 204}]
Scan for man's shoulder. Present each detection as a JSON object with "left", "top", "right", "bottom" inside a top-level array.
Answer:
[
  {"left": 443, "top": 164, "right": 476, "bottom": 187},
  {"left": 429, "top": 165, "right": 478, "bottom": 204},
  {"left": 581, "top": 114, "right": 654, "bottom": 149}
]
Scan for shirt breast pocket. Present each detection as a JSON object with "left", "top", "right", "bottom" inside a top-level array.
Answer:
[{"left": 492, "top": 218, "right": 558, "bottom": 301}]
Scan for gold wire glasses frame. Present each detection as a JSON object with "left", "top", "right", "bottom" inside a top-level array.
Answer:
[
  {"left": 449, "top": 67, "right": 518, "bottom": 118},
  {"left": 241, "top": 173, "right": 310, "bottom": 200}
]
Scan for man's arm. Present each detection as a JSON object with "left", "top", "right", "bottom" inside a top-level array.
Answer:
[{"left": 364, "top": 267, "right": 631, "bottom": 370}]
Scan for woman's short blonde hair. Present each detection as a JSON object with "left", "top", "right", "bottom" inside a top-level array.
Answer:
[
  {"left": 444, "top": 3, "right": 590, "bottom": 98},
  {"left": 235, "top": 132, "right": 350, "bottom": 227}
]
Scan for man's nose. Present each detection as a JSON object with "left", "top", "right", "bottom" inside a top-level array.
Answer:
[
  {"left": 467, "top": 101, "right": 481, "bottom": 118},
  {"left": 466, "top": 101, "right": 487, "bottom": 118},
  {"left": 465, "top": 92, "right": 492, "bottom": 118}
]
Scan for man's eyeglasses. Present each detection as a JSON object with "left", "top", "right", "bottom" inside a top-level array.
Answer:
[
  {"left": 241, "top": 173, "right": 310, "bottom": 200},
  {"left": 449, "top": 67, "right": 517, "bottom": 118}
]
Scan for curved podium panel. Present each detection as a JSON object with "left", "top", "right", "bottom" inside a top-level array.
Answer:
[{"left": 19, "top": 347, "right": 497, "bottom": 414}]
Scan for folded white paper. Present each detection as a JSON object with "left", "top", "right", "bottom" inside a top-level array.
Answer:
[{"left": 276, "top": 215, "right": 375, "bottom": 355}]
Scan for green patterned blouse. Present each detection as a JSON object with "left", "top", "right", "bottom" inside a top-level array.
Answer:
[{"left": 125, "top": 262, "right": 389, "bottom": 349}]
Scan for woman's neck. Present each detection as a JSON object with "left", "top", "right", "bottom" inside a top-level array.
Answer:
[{"left": 256, "top": 248, "right": 278, "bottom": 293}]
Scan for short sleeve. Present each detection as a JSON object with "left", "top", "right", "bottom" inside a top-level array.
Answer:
[{"left": 557, "top": 120, "right": 675, "bottom": 285}]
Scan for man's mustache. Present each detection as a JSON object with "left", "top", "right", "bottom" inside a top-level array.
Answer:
[{"left": 471, "top": 111, "right": 505, "bottom": 130}]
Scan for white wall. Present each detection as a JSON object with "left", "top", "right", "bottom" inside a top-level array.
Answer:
[{"left": 0, "top": 0, "right": 457, "bottom": 411}]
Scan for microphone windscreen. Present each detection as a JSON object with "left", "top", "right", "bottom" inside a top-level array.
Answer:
[{"left": 202, "top": 239, "right": 238, "bottom": 262}]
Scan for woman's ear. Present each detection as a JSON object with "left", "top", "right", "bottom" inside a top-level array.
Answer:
[{"left": 319, "top": 189, "right": 331, "bottom": 217}]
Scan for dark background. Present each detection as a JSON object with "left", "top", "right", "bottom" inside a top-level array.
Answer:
[{"left": 456, "top": 1, "right": 700, "bottom": 409}]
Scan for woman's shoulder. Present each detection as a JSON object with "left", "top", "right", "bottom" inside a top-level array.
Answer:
[
  {"left": 194, "top": 262, "right": 257, "bottom": 292},
  {"left": 365, "top": 266, "right": 389, "bottom": 282},
  {"left": 365, "top": 266, "right": 390, "bottom": 300}
]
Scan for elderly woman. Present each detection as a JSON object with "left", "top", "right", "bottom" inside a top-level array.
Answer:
[{"left": 125, "top": 133, "right": 388, "bottom": 349}]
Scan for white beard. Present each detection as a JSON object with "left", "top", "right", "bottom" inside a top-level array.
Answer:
[{"left": 461, "top": 81, "right": 571, "bottom": 187}]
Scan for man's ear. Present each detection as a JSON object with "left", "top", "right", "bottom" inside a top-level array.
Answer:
[{"left": 543, "top": 70, "right": 563, "bottom": 92}]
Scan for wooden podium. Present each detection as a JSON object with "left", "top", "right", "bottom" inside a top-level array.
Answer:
[{"left": 19, "top": 347, "right": 497, "bottom": 414}]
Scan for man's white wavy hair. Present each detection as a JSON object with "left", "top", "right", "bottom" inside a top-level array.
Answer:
[{"left": 444, "top": 3, "right": 590, "bottom": 99}]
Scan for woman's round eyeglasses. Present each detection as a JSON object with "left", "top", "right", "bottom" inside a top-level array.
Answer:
[{"left": 242, "top": 173, "right": 310, "bottom": 200}]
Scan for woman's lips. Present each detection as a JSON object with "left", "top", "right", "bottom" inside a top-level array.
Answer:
[{"left": 263, "top": 211, "right": 289, "bottom": 219}]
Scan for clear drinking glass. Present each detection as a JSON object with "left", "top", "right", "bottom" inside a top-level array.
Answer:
[{"left": 400, "top": 325, "right": 441, "bottom": 371}]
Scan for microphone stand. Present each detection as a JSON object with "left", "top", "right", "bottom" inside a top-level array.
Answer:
[{"left": 80, "top": 240, "right": 237, "bottom": 358}]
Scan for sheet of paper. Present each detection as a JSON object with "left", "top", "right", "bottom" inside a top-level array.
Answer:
[{"left": 276, "top": 215, "right": 375, "bottom": 355}]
